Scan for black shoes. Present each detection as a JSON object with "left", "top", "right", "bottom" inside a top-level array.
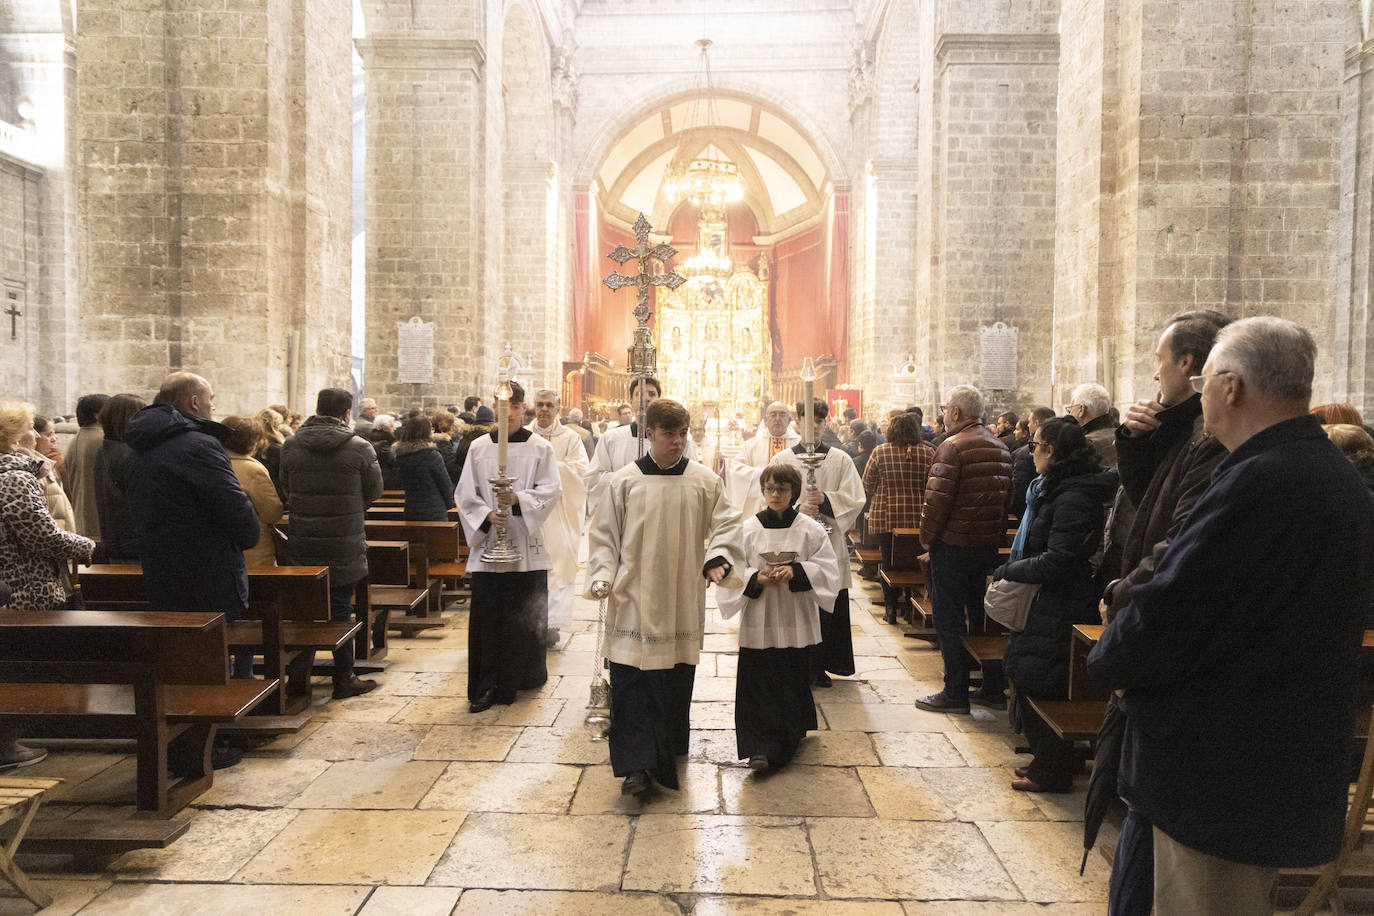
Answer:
[
  {"left": 914, "top": 691, "right": 971, "bottom": 714},
  {"left": 210, "top": 741, "right": 243, "bottom": 770},
  {"left": 969, "top": 689, "right": 1008, "bottom": 710},
  {"left": 332, "top": 675, "right": 379, "bottom": 700},
  {"left": 814, "top": 672, "right": 833, "bottom": 688},
  {"left": 469, "top": 687, "right": 499, "bottom": 714},
  {"left": 545, "top": 627, "right": 561, "bottom": 649},
  {"left": 621, "top": 771, "right": 650, "bottom": 797}
]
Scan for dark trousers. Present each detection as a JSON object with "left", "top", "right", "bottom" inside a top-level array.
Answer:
[
  {"left": 1021, "top": 694, "right": 1075, "bottom": 790},
  {"left": 929, "top": 541, "right": 1003, "bottom": 695},
  {"left": 608, "top": 661, "right": 695, "bottom": 790},
  {"left": 1109, "top": 807, "right": 1155, "bottom": 915},
  {"left": 468, "top": 570, "right": 548, "bottom": 705},
  {"left": 878, "top": 532, "right": 898, "bottom": 613},
  {"left": 329, "top": 581, "right": 357, "bottom": 678}
]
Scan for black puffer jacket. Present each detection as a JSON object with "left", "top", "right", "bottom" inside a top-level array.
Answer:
[
  {"left": 280, "top": 415, "right": 382, "bottom": 585},
  {"left": 94, "top": 439, "right": 139, "bottom": 562},
  {"left": 998, "top": 466, "right": 1118, "bottom": 696},
  {"left": 396, "top": 441, "right": 455, "bottom": 521}
]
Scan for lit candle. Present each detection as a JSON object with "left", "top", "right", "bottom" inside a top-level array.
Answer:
[
  {"left": 496, "top": 379, "right": 512, "bottom": 468},
  {"left": 801, "top": 357, "right": 816, "bottom": 448}
]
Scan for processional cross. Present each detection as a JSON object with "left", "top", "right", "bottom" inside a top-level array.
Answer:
[{"left": 601, "top": 213, "right": 685, "bottom": 453}]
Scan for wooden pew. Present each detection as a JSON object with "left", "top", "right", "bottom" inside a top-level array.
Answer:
[
  {"left": 76, "top": 565, "right": 360, "bottom": 717},
  {"left": 879, "top": 528, "right": 926, "bottom": 605},
  {"left": 363, "top": 519, "right": 464, "bottom": 619},
  {"left": 0, "top": 610, "right": 278, "bottom": 816}
]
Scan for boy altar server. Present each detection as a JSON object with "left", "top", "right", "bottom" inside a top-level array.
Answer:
[
  {"left": 586, "top": 398, "right": 743, "bottom": 797},
  {"left": 718, "top": 463, "right": 840, "bottom": 770},
  {"left": 770, "top": 398, "right": 866, "bottom": 684},
  {"left": 457, "top": 381, "right": 562, "bottom": 713}
]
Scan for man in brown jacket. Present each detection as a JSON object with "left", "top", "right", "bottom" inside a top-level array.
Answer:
[{"left": 916, "top": 385, "right": 1013, "bottom": 713}]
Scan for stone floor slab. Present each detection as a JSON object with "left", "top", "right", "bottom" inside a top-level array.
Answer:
[
  {"left": 918, "top": 768, "right": 1045, "bottom": 822},
  {"left": 694, "top": 898, "right": 905, "bottom": 916},
  {"left": 687, "top": 701, "right": 740, "bottom": 729},
  {"left": 194, "top": 756, "right": 332, "bottom": 808},
  {"left": 870, "top": 731, "right": 967, "bottom": 768},
  {"left": 979, "top": 820, "right": 1111, "bottom": 903},
  {"left": 903, "top": 904, "right": 1102, "bottom": 915},
  {"left": 112, "top": 808, "right": 299, "bottom": 882},
  {"left": 809, "top": 818, "right": 1020, "bottom": 900},
  {"left": 428, "top": 812, "right": 630, "bottom": 891},
  {"left": 789, "top": 731, "right": 880, "bottom": 766},
  {"left": 856, "top": 766, "right": 958, "bottom": 820},
  {"left": 946, "top": 730, "right": 1031, "bottom": 768},
  {"left": 413, "top": 725, "right": 524, "bottom": 761},
  {"left": 506, "top": 726, "right": 608, "bottom": 764},
  {"left": 78, "top": 882, "right": 369, "bottom": 915},
  {"left": 0, "top": 878, "right": 110, "bottom": 916},
  {"left": 309, "top": 693, "right": 413, "bottom": 722},
  {"left": 292, "top": 721, "right": 430, "bottom": 761},
  {"left": 818, "top": 703, "right": 954, "bottom": 733},
  {"left": 289, "top": 759, "right": 447, "bottom": 809},
  {"left": 235, "top": 809, "right": 465, "bottom": 885},
  {"left": 570, "top": 762, "right": 720, "bottom": 815},
  {"left": 395, "top": 696, "right": 500, "bottom": 726},
  {"left": 358, "top": 886, "right": 463, "bottom": 916},
  {"left": 721, "top": 765, "right": 874, "bottom": 817},
  {"left": 495, "top": 698, "right": 565, "bottom": 726},
  {"left": 452, "top": 889, "right": 680, "bottom": 914},
  {"left": 385, "top": 671, "right": 471, "bottom": 696},
  {"left": 688, "top": 729, "right": 745, "bottom": 765},
  {"left": 623, "top": 814, "right": 816, "bottom": 897},
  {"left": 419, "top": 761, "right": 581, "bottom": 813}
]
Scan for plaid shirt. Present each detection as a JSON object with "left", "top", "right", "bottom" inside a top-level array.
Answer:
[{"left": 862, "top": 441, "right": 936, "bottom": 533}]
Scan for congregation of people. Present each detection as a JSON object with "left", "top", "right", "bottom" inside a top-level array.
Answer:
[{"left": 0, "top": 313, "right": 1369, "bottom": 913}]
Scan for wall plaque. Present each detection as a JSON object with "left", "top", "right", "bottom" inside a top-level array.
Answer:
[
  {"left": 980, "top": 322, "right": 1018, "bottom": 390},
  {"left": 397, "top": 316, "right": 435, "bottom": 384}
]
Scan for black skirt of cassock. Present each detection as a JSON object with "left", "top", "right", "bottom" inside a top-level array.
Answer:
[
  {"left": 608, "top": 661, "right": 695, "bottom": 790},
  {"left": 815, "top": 588, "right": 856, "bottom": 676},
  {"left": 736, "top": 645, "right": 818, "bottom": 766},
  {"left": 467, "top": 570, "right": 548, "bottom": 705}
]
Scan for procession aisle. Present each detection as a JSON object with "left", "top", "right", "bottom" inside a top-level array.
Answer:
[{"left": 13, "top": 544, "right": 1112, "bottom": 914}]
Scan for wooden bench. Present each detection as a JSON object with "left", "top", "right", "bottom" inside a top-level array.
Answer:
[
  {"left": 1026, "top": 697, "right": 1108, "bottom": 742},
  {"left": 879, "top": 528, "right": 926, "bottom": 609},
  {"left": 0, "top": 776, "right": 61, "bottom": 907},
  {"left": 363, "top": 520, "right": 464, "bottom": 618},
  {"left": 0, "top": 610, "right": 278, "bottom": 816}
]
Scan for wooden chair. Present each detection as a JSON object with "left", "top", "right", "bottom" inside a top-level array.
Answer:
[{"left": 0, "top": 777, "right": 60, "bottom": 907}]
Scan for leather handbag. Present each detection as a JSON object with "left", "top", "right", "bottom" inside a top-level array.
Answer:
[{"left": 984, "top": 578, "right": 1040, "bottom": 632}]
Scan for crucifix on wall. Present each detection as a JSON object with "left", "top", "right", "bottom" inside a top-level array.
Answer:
[{"left": 5, "top": 291, "right": 20, "bottom": 341}]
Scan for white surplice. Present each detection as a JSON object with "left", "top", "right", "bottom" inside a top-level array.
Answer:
[
  {"left": 770, "top": 444, "right": 866, "bottom": 590},
  {"left": 585, "top": 424, "right": 701, "bottom": 513},
  {"left": 455, "top": 432, "right": 561, "bottom": 573},
  {"left": 585, "top": 457, "right": 743, "bottom": 670},
  {"left": 717, "top": 510, "right": 840, "bottom": 649},
  {"left": 526, "top": 421, "right": 587, "bottom": 630},
  {"left": 722, "top": 429, "right": 801, "bottom": 517}
]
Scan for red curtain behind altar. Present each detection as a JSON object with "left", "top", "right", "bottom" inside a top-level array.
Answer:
[{"left": 574, "top": 192, "right": 850, "bottom": 380}]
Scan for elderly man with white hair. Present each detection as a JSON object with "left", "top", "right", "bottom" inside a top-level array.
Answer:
[
  {"left": 1065, "top": 382, "right": 1116, "bottom": 468},
  {"left": 354, "top": 398, "right": 379, "bottom": 437},
  {"left": 563, "top": 407, "right": 593, "bottom": 458},
  {"left": 529, "top": 388, "right": 588, "bottom": 647},
  {"left": 915, "top": 384, "right": 1014, "bottom": 714},
  {"left": 1089, "top": 317, "right": 1374, "bottom": 915}
]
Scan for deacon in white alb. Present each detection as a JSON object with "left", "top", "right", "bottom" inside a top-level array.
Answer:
[
  {"left": 770, "top": 397, "right": 866, "bottom": 685},
  {"left": 586, "top": 398, "right": 742, "bottom": 798},
  {"left": 584, "top": 376, "right": 699, "bottom": 512},
  {"left": 718, "top": 462, "right": 840, "bottom": 770},
  {"left": 722, "top": 400, "right": 801, "bottom": 517},
  {"left": 526, "top": 387, "right": 587, "bottom": 648},
  {"left": 456, "top": 381, "right": 562, "bottom": 713}
]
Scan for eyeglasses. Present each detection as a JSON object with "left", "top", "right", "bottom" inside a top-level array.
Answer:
[
  {"left": 1032, "top": 440, "right": 1051, "bottom": 452},
  {"left": 1189, "top": 370, "right": 1234, "bottom": 393},
  {"left": 762, "top": 484, "right": 793, "bottom": 495}
]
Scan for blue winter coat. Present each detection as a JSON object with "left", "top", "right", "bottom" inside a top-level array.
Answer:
[
  {"left": 396, "top": 442, "right": 456, "bottom": 521},
  {"left": 1087, "top": 415, "right": 1374, "bottom": 867},
  {"left": 122, "top": 405, "right": 260, "bottom": 614}
]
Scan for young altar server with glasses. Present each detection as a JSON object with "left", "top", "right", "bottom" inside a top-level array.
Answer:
[
  {"left": 717, "top": 463, "right": 840, "bottom": 770},
  {"left": 586, "top": 398, "right": 743, "bottom": 797}
]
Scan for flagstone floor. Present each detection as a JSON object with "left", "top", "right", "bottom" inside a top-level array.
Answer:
[{"left": 10, "top": 557, "right": 1122, "bottom": 915}]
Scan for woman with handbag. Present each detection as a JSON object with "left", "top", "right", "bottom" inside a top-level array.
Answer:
[{"left": 996, "top": 418, "right": 1117, "bottom": 793}]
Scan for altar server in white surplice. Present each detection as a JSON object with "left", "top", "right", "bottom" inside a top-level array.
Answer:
[
  {"left": 770, "top": 397, "right": 866, "bottom": 685},
  {"left": 585, "top": 377, "right": 699, "bottom": 512},
  {"left": 457, "top": 381, "right": 562, "bottom": 713},
  {"left": 526, "top": 388, "right": 587, "bottom": 649},
  {"left": 585, "top": 399, "right": 743, "bottom": 798},
  {"left": 718, "top": 463, "right": 840, "bottom": 770},
  {"left": 723, "top": 400, "right": 801, "bottom": 518}
]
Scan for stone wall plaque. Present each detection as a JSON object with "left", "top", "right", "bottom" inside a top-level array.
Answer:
[
  {"left": 891, "top": 356, "right": 919, "bottom": 405},
  {"left": 397, "top": 316, "right": 435, "bottom": 384},
  {"left": 979, "top": 323, "right": 1017, "bottom": 390}
]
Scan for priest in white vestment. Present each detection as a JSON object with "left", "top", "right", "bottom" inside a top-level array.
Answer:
[
  {"left": 526, "top": 388, "right": 587, "bottom": 648},
  {"left": 585, "top": 399, "right": 742, "bottom": 797},
  {"left": 585, "top": 377, "right": 699, "bottom": 513},
  {"left": 770, "top": 397, "right": 866, "bottom": 685},
  {"left": 718, "top": 463, "right": 840, "bottom": 770},
  {"left": 723, "top": 401, "right": 801, "bottom": 517},
  {"left": 457, "top": 381, "right": 562, "bottom": 713}
]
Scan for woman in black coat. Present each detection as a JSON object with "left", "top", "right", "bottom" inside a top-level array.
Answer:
[
  {"left": 93, "top": 393, "right": 147, "bottom": 562},
  {"left": 996, "top": 417, "right": 1117, "bottom": 793},
  {"left": 394, "top": 415, "right": 456, "bottom": 521}
]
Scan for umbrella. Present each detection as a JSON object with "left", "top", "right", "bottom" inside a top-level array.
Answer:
[{"left": 1080, "top": 693, "right": 1128, "bottom": 874}]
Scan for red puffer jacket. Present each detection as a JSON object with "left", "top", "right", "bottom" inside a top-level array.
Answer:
[{"left": 920, "top": 419, "right": 1013, "bottom": 549}]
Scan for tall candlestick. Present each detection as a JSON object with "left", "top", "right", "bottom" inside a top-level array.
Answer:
[
  {"left": 801, "top": 357, "right": 816, "bottom": 449},
  {"left": 496, "top": 378, "right": 512, "bottom": 468}
]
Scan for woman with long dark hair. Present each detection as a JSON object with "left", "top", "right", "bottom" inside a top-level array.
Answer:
[
  {"left": 997, "top": 417, "right": 1117, "bottom": 792},
  {"left": 396, "top": 415, "right": 456, "bottom": 521},
  {"left": 93, "top": 393, "right": 147, "bottom": 562}
]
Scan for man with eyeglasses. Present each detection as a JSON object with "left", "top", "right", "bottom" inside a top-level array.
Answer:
[
  {"left": 723, "top": 401, "right": 800, "bottom": 517},
  {"left": 1089, "top": 317, "right": 1374, "bottom": 915}
]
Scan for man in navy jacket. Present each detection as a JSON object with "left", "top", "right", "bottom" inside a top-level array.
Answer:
[{"left": 1087, "top": 317, "right": 1374, "bottom": 914}]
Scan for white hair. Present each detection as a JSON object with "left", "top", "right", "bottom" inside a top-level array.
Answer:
[
  {"left": 372, "top": 414, "right": 395, "bottom": 433},
  {"left": 567, "top": 408, "right": 583, "bottom": 421},
  {"left": 1069, "top": 383, "right": 1112, "bottom": 419},
  {"left": 359, "top": 398, "right": 377, "bottom": 409},
  {"left": 944, "top": 385, "right": 984, "bottom": 421},
  {"left": 1211, "top": 316, "right": 1315, "bottom": 402},
  {"left": 534, "top": 388, "right": 560, "bottom": 405}
]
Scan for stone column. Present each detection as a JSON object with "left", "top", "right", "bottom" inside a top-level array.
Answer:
[
  {"left": 1335, "top": 37, "right": 1374, "bottom": 410},
  {"left": 75, "top": 0, "right": 352, "bottom": 414},
  {"left": 355, "top": 35, "right": 487, "bottom": 409}
]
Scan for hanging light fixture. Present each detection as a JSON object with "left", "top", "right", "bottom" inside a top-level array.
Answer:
[{"left": 662, "top": 39, "right": 745, "bottom": 210}]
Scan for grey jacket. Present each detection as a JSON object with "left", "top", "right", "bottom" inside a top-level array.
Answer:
[{"left": 281, "top": 415, "right": 383, "bottom": 585}]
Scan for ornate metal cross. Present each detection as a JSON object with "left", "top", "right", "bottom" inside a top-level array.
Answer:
[{"left": 603, "top": 213, "right": 685, "bottom": 334}]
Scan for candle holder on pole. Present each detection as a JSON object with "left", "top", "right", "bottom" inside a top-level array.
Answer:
[{"left": 481, "top": 377, "right": 523, "bottom": 566}]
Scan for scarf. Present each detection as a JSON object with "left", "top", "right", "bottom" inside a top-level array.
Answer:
[{"left": 1009, "top": 475, "right": 1043, "bottom": 562}]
